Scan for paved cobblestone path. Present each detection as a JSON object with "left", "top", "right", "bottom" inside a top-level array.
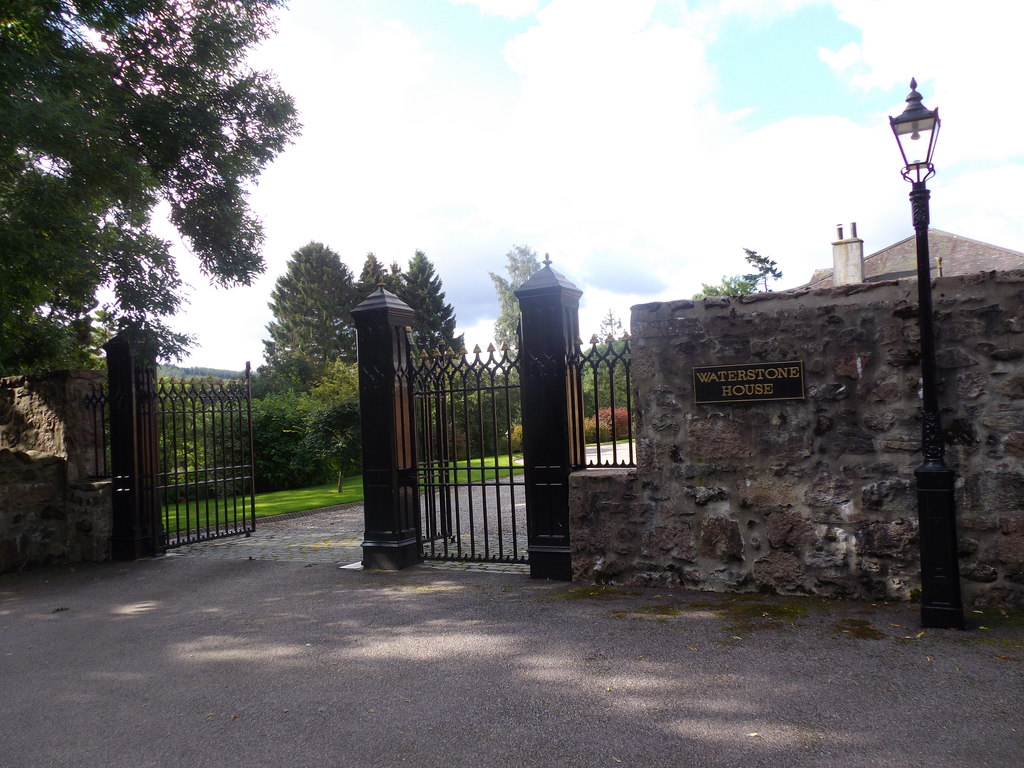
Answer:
[
  {"left": 170, "top": 503, "right": 366, "bottom": 565},
  {"left": 172, "top": 501, "right": 530, "bottom": 574}
]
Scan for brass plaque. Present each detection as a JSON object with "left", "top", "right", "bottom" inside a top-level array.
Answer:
[{"left": 693, "top": 361, "right": 805, "bottom": 404}]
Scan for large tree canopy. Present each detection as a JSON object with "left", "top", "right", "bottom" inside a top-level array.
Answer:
[{"left": 0, "top": 0, "right": 299, "bottom": 373}]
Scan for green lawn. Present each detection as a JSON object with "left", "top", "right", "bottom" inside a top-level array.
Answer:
[
  {"left": 253, "top": 477, "right": 364, "bottom": 517},
  {"left": 160, "top": 477, "right": 363, "bottom": 533},
  {"left": 160, "top": 455, "right": 526, "bottom": 533}
]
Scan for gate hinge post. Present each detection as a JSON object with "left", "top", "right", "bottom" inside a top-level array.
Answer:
[
  {"left": 515, "top": 259, "right": 584, "bottom": 581},
  {"left": 352, "top": 288, "right": 423, "bottom": 570},
  {"left": 104, "top": 334, "right": 163, "bottom": 560}
]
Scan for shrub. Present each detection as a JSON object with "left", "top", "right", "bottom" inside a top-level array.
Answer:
[
  {"left": 583, "top": 407, "right": 631, "bottom": 445},
  {"left": 508, "top": 424, "right": 523, "bottom": 453},
  {"left": 250, "top": 391, "right": 330, "bottom": 492}
]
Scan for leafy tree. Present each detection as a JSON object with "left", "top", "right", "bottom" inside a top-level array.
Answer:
[
  {"left": 0, "top": 0, "right": 299, "bottom": 374},
  {"left": 395, "top": 250, "right": 463, "bottom": 352},
  {"left": 488, "top": 244, "right": 541, "bottom": 349},
  {"left": 692, "top": 274, "right": 758, "bottom": 299},
  {"left": 261, "top": 242, "right": 358, "bottom": 391},
  {"left": 743, "top": 248, "right": 783, "bottom": 291},
  {"left": 308, "top": 360, "right": 360, "bottom": 405},
  {"left": 301, "top": 401, "right": 361, "bottom": 492}
]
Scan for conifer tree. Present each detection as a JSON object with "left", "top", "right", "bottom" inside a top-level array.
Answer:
[
  {"left": 397, "top": 251, "right": 463, "bottom": 352},
  {"left": 356, "top": 252, "right": 402, "bottom": 297},
  {"left": 742, "top": 248, "right": 783, "bottom": 291},
  {"left": 261, "top": 242, "right": 357, "bottom": 390}
]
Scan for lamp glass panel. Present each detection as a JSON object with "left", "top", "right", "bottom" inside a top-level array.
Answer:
[{"left": 897, "top": 123, "right": 936, "bottom": 167}]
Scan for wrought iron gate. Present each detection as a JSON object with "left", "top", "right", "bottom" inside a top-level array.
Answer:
[
  {"left": 154, "top": 371, "right": 256, "bottom": 547},
  {"left": 413, "top": 345, "right": 527, "bottom": 564},
  {"left": 89, "top": 339, "right": 255, "bottom": 556},
  {"left": 353, "top": 258, "right": 633, "bottom": 579}
]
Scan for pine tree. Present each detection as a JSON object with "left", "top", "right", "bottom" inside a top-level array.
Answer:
[
  {"left": 396, "top": 251, "right": 463, "bottom": 352},
  {"left": 597, "top": 310, "right": 624, "bottom": 341},
  {"left": 356, "top": 252, "right": 401, "bottom": 298},
  {"left": 742, "top": 249, "right": 783, "bottom": 291},
  {"left": 261, "top": 242, "right": 357, "bottom": 390},
  {"left": 489, "top": 244, "right": 541, "bottom": 349}
]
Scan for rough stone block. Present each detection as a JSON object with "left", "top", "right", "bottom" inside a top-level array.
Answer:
[
  {"left": 740, "top": 482, "right": 797, "bottom": 511},
  {"left": 752, "top": 551, "right": 804, "bottom": 591},
  {"left": 997, "top": 374, "right": 1024, "bottom": 399},
  {"left": 857, "top": 519, "right": 917, "bottom": 559},
  {"left": 804, "top": 472, "right": 852, "bottom": 508},
  {"left": 687, "top": 418, "right": 752, "bottom": 460},
  {"left": 963, "top": 472, "right": 1024, "bottom": 512},
  {"left": 861, "top": 478, "right": 913, "bottom": 512},
  {"left": 765, "top": 510, "right": 816, "bottom": 549},
  {"left": 996, "top": 518, "right": 1024, "bottom": 564},
  {"left": 699, "top": 516, "right": 744, "bottom": 562},
  {"left": 642, "top": 523, "right": 696, "bottom": 562},
  {"left": 960, "top": 562, "right": 999, "bottom": 582},
  {"left": 1004, "top": 432, "right": 1024, "bottom": 457},
  {"left": 863, "top": 412, "right": 896, "bottom": 432},
  {"left": 955, "top": 372, "right": 987, "bottom": 400}
]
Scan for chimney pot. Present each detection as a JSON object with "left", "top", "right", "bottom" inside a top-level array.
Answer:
[{"left": 832, "top": 222, "right": 864, "bottom": 286}]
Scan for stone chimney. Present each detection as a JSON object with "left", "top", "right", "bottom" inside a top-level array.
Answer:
[{"left": 832, "top": 222, "right": 864, "bottom": 286}]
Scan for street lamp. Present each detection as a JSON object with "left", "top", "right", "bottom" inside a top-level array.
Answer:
[{"left": 889, "top": 78, "right": 965, "bottom": 629}]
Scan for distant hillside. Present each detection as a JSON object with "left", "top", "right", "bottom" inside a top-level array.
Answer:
[{"left": 158, "top": 364, "right": 246, "bottom": 380}]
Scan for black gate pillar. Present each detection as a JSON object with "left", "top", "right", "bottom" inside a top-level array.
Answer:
[
  {"left": 352, "top": 288, "right": 422, "bottom": 570},
  {"left": 104, "top": 334, "right": 162, "bottom": 560},
  {"left": 515, "top": 257, "right": 584, "bottom": 580}
]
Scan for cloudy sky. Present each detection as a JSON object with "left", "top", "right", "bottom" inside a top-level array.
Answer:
[{"left": 169, "top": 0, "right": 1024, "bottom": 369}]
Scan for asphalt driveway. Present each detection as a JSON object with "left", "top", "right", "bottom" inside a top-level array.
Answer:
[{"left": 1, "top": 532, "right": 1021, "bottom": 768}]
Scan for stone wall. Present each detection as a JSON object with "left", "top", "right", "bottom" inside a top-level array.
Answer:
[
  {"left": 0, "top": 371, "right": 111, "bottom": 572},
  {"left": 570, "top": 270, "right": 1024, "bottom": 607}
]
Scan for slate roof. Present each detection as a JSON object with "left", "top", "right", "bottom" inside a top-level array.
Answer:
[{"left": 805, "top": 229, "right": 1024, "bottom": 288}]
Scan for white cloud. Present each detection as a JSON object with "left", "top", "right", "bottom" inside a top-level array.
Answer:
[
  {"left": 823, "top": 0, "right": 1024, "bottom": 163},
  {"left": 168, "top": 0, "right": 1024, "bottom": 369},
  {"left": 451, "top": 0, "right": 539, "bottom": 19}
]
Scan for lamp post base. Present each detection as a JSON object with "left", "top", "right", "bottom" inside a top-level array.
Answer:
[
  {"left": 915, "top": 463, "right": 965, "bottom": 630},
  {"left": 921, "top": 604, "right": 966, "bottom": 630}
]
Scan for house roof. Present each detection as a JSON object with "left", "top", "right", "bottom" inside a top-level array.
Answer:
[{"left": 805, "top": 229, "right": 1024, "bottom": 289}]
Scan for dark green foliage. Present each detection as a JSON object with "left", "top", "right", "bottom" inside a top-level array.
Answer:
[
  {"left": 261, "top": 242, "right": 358, "bottom": 391},
  {"left": 489, "top": 244, "right": 540, "bottom": 349},
  {"left": 250, "top": 390, "right": 330, "bottom": 492},
  {"left": 0, "top": 0, "right": 299, "bottom": 374},
  {"left": 395, "top": 250, "right": 462, "bottom": 352},
  {"left": 743, "top": 248, "right": 783, "bottom": 291},
  {"left": 692, "top": 274, "right": 759, "bottom": 299}
]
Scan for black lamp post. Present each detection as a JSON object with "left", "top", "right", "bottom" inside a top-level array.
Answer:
[{"left": 889, "top": 78, "right": 965, "bottom": 629}]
